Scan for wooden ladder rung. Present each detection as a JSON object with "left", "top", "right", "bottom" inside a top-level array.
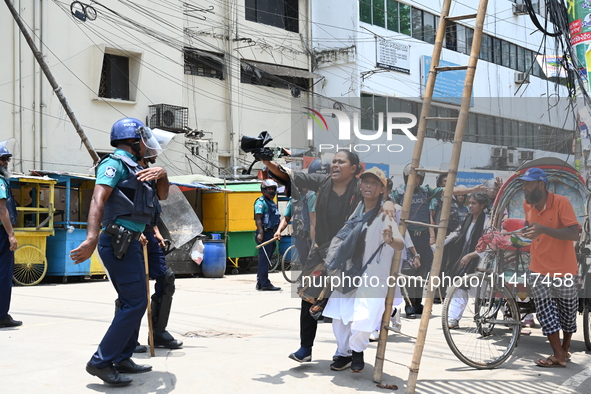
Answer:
[
  {"left": 423, "top": 117, "right": 459, "bottom": 121},
  {"left": 403, "top": 220, "right": 445, "bottom": 229},
  {"left": 445, "top": 13, "right": 477, "bottom": 21},
  {"left": 435, "top": 65, "right": 469, "bottom": 72},
  {"left": 420, "top": 167, "right": 450, "bottom": 175}
]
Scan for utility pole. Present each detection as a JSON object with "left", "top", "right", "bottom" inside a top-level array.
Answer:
[{"left": 5, "top": 0, "right": 100, "bottom": 164}]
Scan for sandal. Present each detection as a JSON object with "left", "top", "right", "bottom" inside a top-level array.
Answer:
[{"left": 535, "top": 355, "right": 566, "bottom": 368}]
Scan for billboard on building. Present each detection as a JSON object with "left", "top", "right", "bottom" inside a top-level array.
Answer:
[{"left": 377, "top": 39, "right": 410, "bottom": 74}]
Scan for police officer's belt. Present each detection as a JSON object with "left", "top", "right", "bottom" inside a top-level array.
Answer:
[
  {"left": 104, "top": 223, "right": 141, "bottom": 241},
  {"left": 104, "top": 224, "right": 142, "bottom": 259}
]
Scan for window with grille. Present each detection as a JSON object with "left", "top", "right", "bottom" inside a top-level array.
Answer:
[
  {"left": 98, "top": 54, "right": 130, "bottom": 100},
  {"left": 184, "top": 48, "right": 224, "bottom": 79},
  {"left": 240, "top": 62, "right": 310, "bottom": 90}
]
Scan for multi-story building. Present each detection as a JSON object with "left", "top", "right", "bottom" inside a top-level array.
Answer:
[
  {"left": 310, "top": 0, "right": 576, "bottom": 173},
  {"left": 1, "top": 0, "right": 316, "bottom": 177}
]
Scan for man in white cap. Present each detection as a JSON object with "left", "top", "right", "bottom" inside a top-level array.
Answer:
[{"left": 323, "top": 167, "right": 404, "bottom": 373}]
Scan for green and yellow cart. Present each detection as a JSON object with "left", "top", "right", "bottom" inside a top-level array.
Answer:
[{"left": 10, "top": 175, "right": 56, "bottom": 285}]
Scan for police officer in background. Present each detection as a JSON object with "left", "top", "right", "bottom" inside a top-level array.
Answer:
[
  {"left": 70, "top": 118, "right": 170, "bottom": 386},
  {"left": 142, "top": 224, "right": 183, "bottom": 349},
  {"left": 0, "top": 139, "right": 22, "bottom": 328},
  {"left": 135, "top": 148, "right": 183, "bottom": 351},
  {"left": 254, "top": 179, "right": 281, "bottom": 291}
]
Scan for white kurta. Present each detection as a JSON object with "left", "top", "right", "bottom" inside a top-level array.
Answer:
[{"left": 324, "top": 212, "right": 400, "bottom": 333}]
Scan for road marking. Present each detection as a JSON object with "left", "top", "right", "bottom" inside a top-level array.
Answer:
[{"left": 553, "top": 365, "right": 591, "bottom": 394}]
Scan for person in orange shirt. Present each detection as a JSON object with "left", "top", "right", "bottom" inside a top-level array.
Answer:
[{"left": 520, "top": 168, "right": 580, "bottom": 368}]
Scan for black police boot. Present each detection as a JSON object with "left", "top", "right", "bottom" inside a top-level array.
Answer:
[{"left": 153, "top": 330, "right": 183, "bottom": 349}]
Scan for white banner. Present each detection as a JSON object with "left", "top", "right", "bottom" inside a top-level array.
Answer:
[{"left": 377, "top": 39, "right": 410, "bottom": 74}]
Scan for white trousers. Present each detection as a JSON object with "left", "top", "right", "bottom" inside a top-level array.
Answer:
[
  {"left": 373, "top": 301, "right": 403, "bottom": 331},
  {"left": 332, "top": 318, "right": 372, "bottom": 356},
  {"left": 448, "top": 286, "right": 477, "bottom": 321}
]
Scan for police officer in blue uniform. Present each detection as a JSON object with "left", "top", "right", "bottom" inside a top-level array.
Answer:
[
  {"left": 135, "top": 153, "right": 182, "bottom": 351},
  {"left": 70, "top": 118, "right": 170, "bottom": 386},
  {"left": 0, "top": 140, "right": 22, "bottom": 329},
  {"left": 142, "top": 224, "right": 183, "bottom": 349},
  {"left": 254, "top": 179, "right": 281, "bottom": 291}
]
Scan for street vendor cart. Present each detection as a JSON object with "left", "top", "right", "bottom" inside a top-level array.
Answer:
[
  {"left": 201, "top": 182, "right": 288, "bottom": 274},
  {"left": 10, "top": 175, "right": 56, "bottom": 286},
  {"left": 35, "top": 171, "right": 103, "bottom": 282},
  {"left": 202, "top": 183, "right": 261, "bottom": 274}
]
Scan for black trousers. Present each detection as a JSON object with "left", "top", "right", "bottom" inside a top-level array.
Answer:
[
  {"left": 406, "top": 230, "right": 433, "bottom": 310},
  {"left": 300, "top": 299, "right": 317, "bottom": 348}
]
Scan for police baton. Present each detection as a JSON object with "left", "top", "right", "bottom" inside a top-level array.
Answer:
[
  {"left": 143, "top": 244, "right": 155, "bottom": 357},
  {"left": 255, "top": 235, "right": 279, "bottom": 249}
]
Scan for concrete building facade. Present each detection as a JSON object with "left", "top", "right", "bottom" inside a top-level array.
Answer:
[
  {"left": 1, "top": 0, "right": 316, "bottom": 177},
  {"left": 309, "top": 0, "right": 576, "bottom": 174}
]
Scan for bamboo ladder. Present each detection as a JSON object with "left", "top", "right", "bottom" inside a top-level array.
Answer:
[{"left": 373, "top": 1, "right": 490, "bottom": 392}]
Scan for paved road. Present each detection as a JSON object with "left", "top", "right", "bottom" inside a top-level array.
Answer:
[{"left": 1, "top": 272, "right": 590, "bottom": 393}]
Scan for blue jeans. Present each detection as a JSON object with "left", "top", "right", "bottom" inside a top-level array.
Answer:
[
  {"left": 256, "top": 230, "right": 276, "bottom": 288},
  {"left": 89, "top": 232, "right": 147, "bottom": 368}
]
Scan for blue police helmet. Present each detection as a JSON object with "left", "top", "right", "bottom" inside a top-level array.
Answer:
[
  {"left": 308, "top": 158, "right": 329, "bottom": 175},
  {"left": 0, "top": 145, "right": 11, "bottom": 158},
  {"left": 0, "top": 138, "right": 18, "bottom": 158},
  {"left": 110, "top": 118, "right": 145, "bottom": 147}
]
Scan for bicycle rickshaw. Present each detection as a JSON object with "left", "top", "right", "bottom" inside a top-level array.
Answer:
[
  {"left": 10, "top": 174, "right": 56, "bottom": 286},
  {"left": 441, "top": 158, "right": 591, "bottom": 369}
]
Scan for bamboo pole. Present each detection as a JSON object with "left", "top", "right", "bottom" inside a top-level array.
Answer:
[
  {"left": 405, "top": 1, "right": 488, "bottom": 393},
  {"left": 143, "top": 244, "right": 156, "bottom": 357},
  {"left": 5, "top": 0, "right": 100, "bottom": 164},
  {"left": 373, "top": 0, "right": 453, "bottom": 385}
]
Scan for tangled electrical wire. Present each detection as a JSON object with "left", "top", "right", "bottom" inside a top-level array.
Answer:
[
  {"left": 524, "top": 0, "right": 591, "bottom": 106},
  {"left": 70, "top": 1, "right": 97, "bottom": 22}
]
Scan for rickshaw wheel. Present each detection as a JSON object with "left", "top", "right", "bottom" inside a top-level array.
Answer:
[
  {"left": 13, "top": 245, "right": 48, "bottom": 286},
  {"left": 584, "top": 304, "right": 591, "bottom": 351}
]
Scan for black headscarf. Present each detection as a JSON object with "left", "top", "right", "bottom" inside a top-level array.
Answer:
[{"left": 445, "top": 212, "right": 486, "bottom": 277}]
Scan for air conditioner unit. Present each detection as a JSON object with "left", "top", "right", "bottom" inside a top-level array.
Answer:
[
  {"left": 491, "top": 147, "right": 505, "bottom": 158},
  {"left": 148, "top": 104, "right": 188, "bottom": 133},
  {"left": 515, "top": 71, "right": 530, "bottom": 84},
  {"left": 507, "top": 151, "right": 518, "bottom": 167},
  {"left": 519, "top": 150, "right": 534, "bottom": 160},
  {"left": 512, "top": 3, "right": 528, "bottom": 15}
]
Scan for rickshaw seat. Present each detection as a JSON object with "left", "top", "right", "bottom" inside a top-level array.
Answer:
[
  {"left": 502, "top": 218, "right": 526, "bottom": 232},
  {"left": 501, "top": 218, "right": 531, "bottom": 252}
]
